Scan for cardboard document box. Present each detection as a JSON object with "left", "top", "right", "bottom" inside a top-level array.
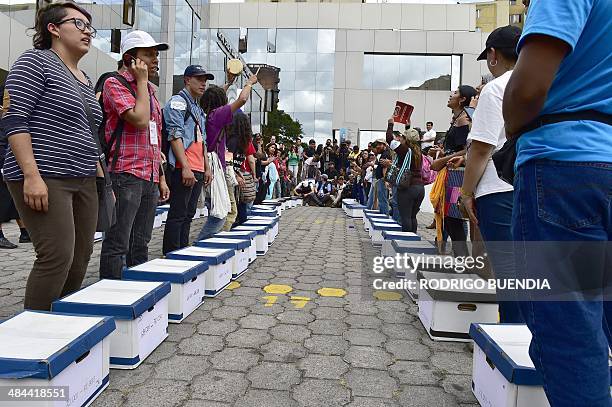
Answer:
[
  {"left": 252, "top": 204, "right": 282, "bottom": 217},
  {"left": 381, "top": 231, "right": 421, "bottom": 257},
  {"left": 215, "top": 230, "right": 257, "bottom": 264},
  {"left": 195, "top": 237, "right": 251, "bottom": 280},
  {"left": 370, "top": 221, "right": 402, "bottom": 246},
  {"left": 244, "top": 217, "right": 279, "bottom": 241},
  {"left": 0, "top": 311, "right": 115, "bottom": 407},
  {"left": 345, "top": 202, "right": 366, "bottom": 218},
  {"left": 417, "top": 271, "right": 498, "bottom": 342},
  {"left": 167, "top": 247, "right": 234, "bottom": 297},
  {"left": 232, "top": 225, "right": 269, "bottom": 255},
  {"left": 123, "top": 259, "right": 208, "bottom": 323},
  {"left": 52, "top": 280, "right": 170, "bottom": 369},
  {"left": 364, "top": 213, "right": 393, "bottom": 232}
]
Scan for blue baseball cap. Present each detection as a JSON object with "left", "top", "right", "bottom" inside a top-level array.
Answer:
[{"left": 184, "top": 65, "right": 214, "bottom": 79}]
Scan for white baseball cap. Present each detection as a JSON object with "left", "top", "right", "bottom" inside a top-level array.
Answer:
[{"left": 121, "top": 30, "right": 169, "bottom": 55}]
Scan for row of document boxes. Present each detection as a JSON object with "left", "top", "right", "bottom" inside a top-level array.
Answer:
[{"left": 0, "top": 197, "right": 301, "bottom": 407}]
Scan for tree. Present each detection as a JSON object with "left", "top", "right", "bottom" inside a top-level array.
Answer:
[{"left": 261, "top": 110, "right": 303, "bottom": 147}]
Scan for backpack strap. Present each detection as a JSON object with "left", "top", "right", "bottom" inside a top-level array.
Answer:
[{"left": 104, "top": 73, "right": 136, "bottom": 171}]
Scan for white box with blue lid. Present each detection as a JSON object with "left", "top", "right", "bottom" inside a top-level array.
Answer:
[
  {"left": 253, "top": 203, "right": 282, "bottom": 217},
  {"left": 362, "top": 209, "right": 385, "bottom": 225},
  {"left": 167, "top": 247, "right": 234, "bottom": 297},
  {"left": 0, "top": 311, "right": 115, "bottom": 407},
  {"left": 215, "top": 230, "right": 257, "bottom": 263},
  {"left": 469, "top": 323, "right": 551, "bottom": 407},
  {"left": 52, "top": 279, "right": 170, "bottom": 369},
  {"left": 249, "top": 208, "right": 278, "bottom": 218},
  {"left": 235, "top": 224, "right": 273, "bottom": 248},
  {"left": 345, "top": 202, "right": 366, "bottom": 218},
  {"left": 364, "top": 213, "right": 392, "bottom": 232},
  {"left": 244, "top": 216, "right": 279, "bottom": 240},
  {"left": 195, "top": 237, "right": 250, "bottom": 280},
  {"left": 417, "top": 271, "right": 498, "bottom": 342},
  {"left": 240, "top": 223, "right": 276, "bottom": 246},
  {"left": 389, "top": 240, "right": 441, "bottom": 299},
  {"left": 342, "top": 198, "right": 357, "bottom": 211},
  {"left": 370, "top": 221, "right": 402, "bottom": 246},
  {"left": 233, "top": 225, "right": 269, "bottom": 255},
  {"left": 292, "top": 196, "right": 303, "bottom": 206},
  {"left": 381, "top": 231, "right": 421, "bottom": 257},
  {"left": 123, "top": 259, "right": 208, "bottom": 323}
]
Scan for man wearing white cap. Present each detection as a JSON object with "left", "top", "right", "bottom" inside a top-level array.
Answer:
[{"left": 99, "top": 30, "right": 170, "bottom": 279}]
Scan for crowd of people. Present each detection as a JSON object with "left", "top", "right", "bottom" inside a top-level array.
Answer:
[{"left": 0, "top": 1, "right": 610, "bottom": 406}]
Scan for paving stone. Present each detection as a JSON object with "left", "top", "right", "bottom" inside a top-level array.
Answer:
[
  {"left": 197, "top": 318, "right": 239, "bottom": 336},
  {"left": 239, "top": 314, "right": 278, "bottom": 330},
  {"left": 297, "top": 275, "right": 323, "bottom": 284},
  {"left": 108, "top": 363, "right": 154, "bottom": 391},
  {"left": 241, "top": 278, "right": 271, "bottom": 288},
  {"left": 346, "top": 397, "right": 399, "bottom": 407},
  {"left": 182, "top": 400, "right": 229, "bottom": 407},
  {"left": 298, "top": 354, "right": 349, "bottom": 379},
  {"left": 381, "top": 323, "right": 422, "bottom": 340},
  {"left": 226, "top": 329, "right": 272, "bottom": 348},
  {"left": 441, "top": 374, "right": 478, "bottom": 404},
  {"left": 122, "top": 379, "right": 189, "bottom": 407},
  {"left": 312, "top": 307, "right": 348, "bottom": 320},
  {"left": 198, "top": 299, "right": 223, "bottom": 311},
  {"left": 234, "top": 389, "right": 298, "bottom": 407},
  {"left": 377, "top": 310, "right": 415, "bottom": 324},
  {"left": 293, "top": 379, "right": 351, "bottom": 407},
  {"left": 344, "top": 301, "right": 379, "bottom": 316},
  {"left": 210, "top": 348, "right": 261, "bottom": 372},
  {"left": 182, "top": 309, "right": 212, "bottom": 324},
  {"left": 345, "top": 369, "right": 398, "bottom": 399},
  {"left": 276, "top": 310, "right": 315, "bottom": 324},
  {"left": 345, "top": 346, "right": 393, "bottom": 370},
  {"left": 212, "top": 305, "right": 250, "bottom": 320},
  {"left": 154, "top": 354, "right": 210, "bottom": 380},
  {"left": 389, "top": 361, "right": 442, "bottom": 385},
  {"left": 304, "top": 334, "right": 350, "bottom": 356},
  {"left": 250, "top": 303, "right": 286, "bottom": 315},
  {"left": 343, "top": 329, "right": 387, "bottom": 347},
  {"left": 385, "top": 340, "right": 431, "bottom": 361},
  {"left": 143, "top": 341, "right": 178, "bottom": 364},
  {"left": 314, "top": 297, "right": 347, "bottom": 308},
  {"left": 222, "top": 295, "right": 258, "bottom": 307},
  {"left": 395, "top": 385, "right": 459, "bottom": 407},
  {"left": 192, "top": 370, "right": 249, "bottom": 402},
  {"left": 421, "top": 336, "right": 472, "bottom": 354},
  {"left": 247, "top": 362, "right": 301, "bottom": 390},
  {"left": 270, "top": 324, "right": 311, "bottom": 342},
  {"left": 178, "top": 334, "right": 225, "bottom": 356},
  {"left": 233, "top": 286, "right": 265, "bottom": 297},
  {"left": 430, "top": 351, "right": 473, "bottom": 375},
  {"left": 165, "top": 322, "right": 196, "bottom": 342},
  {"left": 345, "top": 315, "right": 383, "bottom": 330},
  {"left": 261, "top": 340, "right": 307, "bottom": 363},
  {"left": 308, "top": 319, "right": 348, "bottom": 335}
]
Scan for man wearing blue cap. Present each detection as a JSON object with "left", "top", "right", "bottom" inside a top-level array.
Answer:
[{"left": 162, "top": 65, "right": 214, "bottom": 254}]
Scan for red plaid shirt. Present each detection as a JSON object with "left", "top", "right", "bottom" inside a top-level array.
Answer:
[{"left": 102, "top": 70, "right": 162, "bottom": 183}]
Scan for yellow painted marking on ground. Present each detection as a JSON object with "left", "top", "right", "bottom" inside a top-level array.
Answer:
[
  {"left": 373, "top": 291, "right": 403, "bottom": 301},
  {"left": 263, "top": 284, "right": 293, "bottom": 294},
  {"left": 263, "top": 295, "right": 279, "bottom": 307},
  {"left": 317, "top": 287, "right": 347, "bottom": 297},
  {"left": 314, "top": 219, "right": 323, "bottom": 224},
  {"left": 226, "top": 281, "right": 241, "bottom": 290},
  {"left": 290, "top": 296, "right": 311, "bottom": 309}
]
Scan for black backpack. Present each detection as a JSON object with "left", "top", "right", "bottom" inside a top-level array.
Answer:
[{"left": 95, "top": 72, "right": 135, "bottom": 170}]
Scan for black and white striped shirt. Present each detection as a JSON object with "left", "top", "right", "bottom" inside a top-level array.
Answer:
[{"left": 1, "top": 49, "right": 102, "bottom": 181}]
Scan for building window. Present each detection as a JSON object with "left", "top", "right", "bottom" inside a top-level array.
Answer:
[
  {"left": 363, "top": 53, "right": 462, "bottom": 92},
  {"left": 123, "top": 0, "right": 136, "bottom": 26},
  {"left": 510, "top": 14, "right": 522, "bottom": 24},
  {"left": 476, "top": 9, "right": 480, "bottom": 19}
]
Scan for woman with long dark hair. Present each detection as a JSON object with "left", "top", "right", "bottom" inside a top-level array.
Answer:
[
  {"left": 196, "top": 74, "right": 258, "bottom": 240},
  {"left": 430, "top": 85, "right": 477, "bottom": 256},
  {"left": 226, "top": 111, "right": 256, "bottom": 226},
  {"left": 1, "top": 2, "right": 102, "bottom": 310}
]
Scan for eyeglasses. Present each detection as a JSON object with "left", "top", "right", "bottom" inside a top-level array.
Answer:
[{"left": 56, "top": 18, "right": 97, "bottom": 38}]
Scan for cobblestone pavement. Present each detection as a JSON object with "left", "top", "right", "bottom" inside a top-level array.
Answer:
[{"left": 0, "top": 208, "right": 480, "bottom": 407}]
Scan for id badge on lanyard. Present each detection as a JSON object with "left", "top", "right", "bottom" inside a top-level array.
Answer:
[{"left": 148, "top": 96, "right": 158, "bottom": 146}]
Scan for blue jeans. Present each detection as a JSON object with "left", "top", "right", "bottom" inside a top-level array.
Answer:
[
  {"left": 512, "top": 160, "right": 611, "bottom": 407},
  {"left": 390, "top": 185, "right": 401, "bottom": 223},
  {"left": 378, "top": 179, "right": 389, "bottom": 216},
  {"left": 366, "top": 179, "right": 376, "bottom": 209},
  {"left": 236, "top": 201, "right": 253, "bottom": 226},
  {"left": 195, "top": 200, "right": 226, "bottom": 241},
  {"left": 476, "top": 191, "right": 524, "bottom": 323}
]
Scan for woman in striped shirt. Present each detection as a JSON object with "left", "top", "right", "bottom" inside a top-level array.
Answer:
[{"left": 0, "top": 2, "right": 102, "bottom": 311}]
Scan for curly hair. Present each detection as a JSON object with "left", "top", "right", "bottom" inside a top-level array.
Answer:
[
  {"left": 229, "top": 111, "right": 252, "bottom": 154},
  {"left": 200, "top": 85, "right": 228, "bottom": 115},
  {"left": 33, "top": 2, "right": 92, "bottom": 50}
]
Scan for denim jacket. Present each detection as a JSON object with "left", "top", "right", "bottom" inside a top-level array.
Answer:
[{"left": 163, "top": 89, "right": 206, "bottom": 167}]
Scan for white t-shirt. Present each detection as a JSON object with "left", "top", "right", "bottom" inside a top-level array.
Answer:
[
  {"left": 421, "top": 129, "right": 437, "bottom": 148},
  {"left": 467, "top": 70, "right": 514, "bottom": 199}
]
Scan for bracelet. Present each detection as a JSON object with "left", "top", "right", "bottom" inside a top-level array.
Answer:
[{"left": 460, "top": 188, "right": 474, "bottom": 197}]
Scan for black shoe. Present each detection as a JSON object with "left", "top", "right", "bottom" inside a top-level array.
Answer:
[
  {"left": 0, "top": 237, "right": 18, "bottom": 249},
  {"left": 19, "top": 233, "right": 31, "bottom": 243}
]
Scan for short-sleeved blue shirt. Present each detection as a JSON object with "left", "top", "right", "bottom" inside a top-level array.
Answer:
[{"left": 515, "top": 0, "right": 612, "bottom": 167}]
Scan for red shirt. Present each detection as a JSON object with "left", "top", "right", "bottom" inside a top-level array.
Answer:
[
  {"left": 241, "top": 142, "right": 256, "bottom": 174},
  {"left": 102, "top": 70, "right": 162, "bottom": 183}
]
